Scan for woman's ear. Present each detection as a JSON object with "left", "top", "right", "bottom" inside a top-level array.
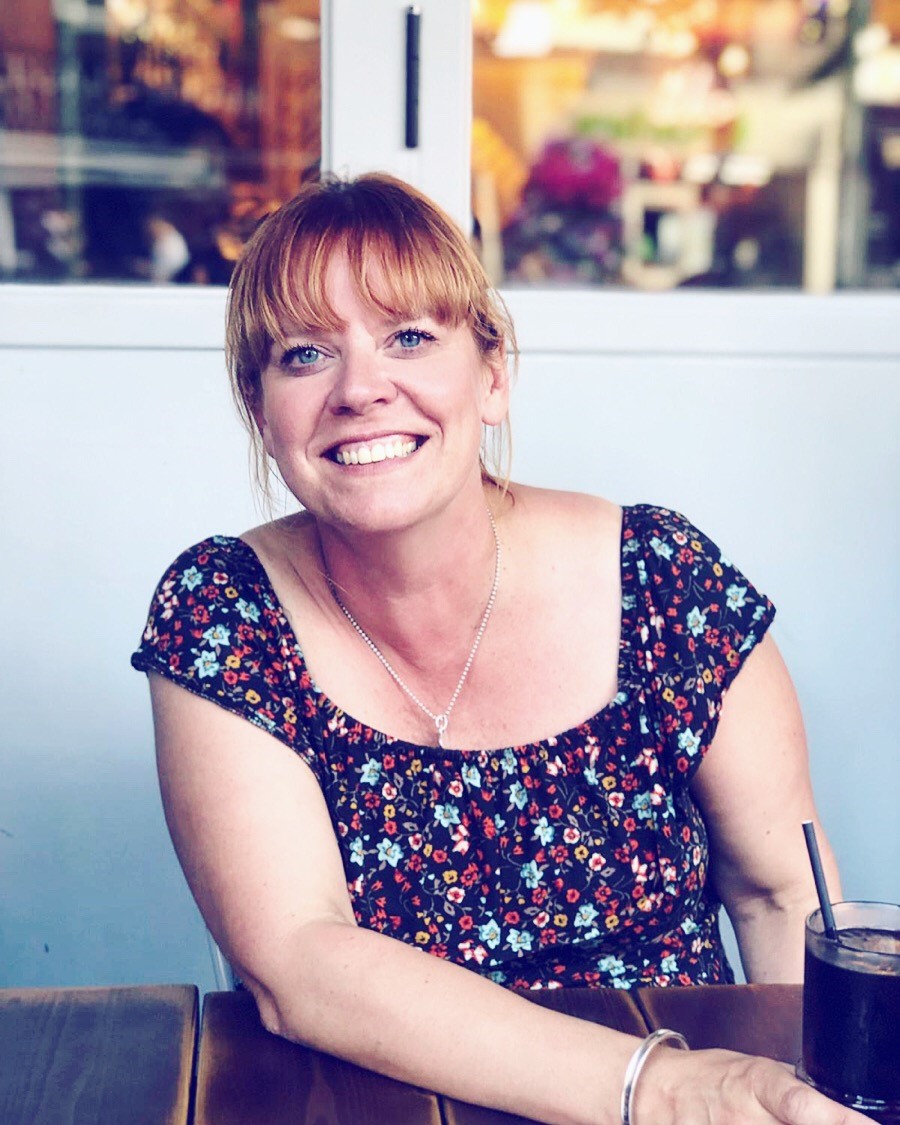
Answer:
[
  {"left": 481, "top": 344, "right": 510, "bottom": 427},
  {"left": 251, "top": 397, "right": 276, "bottom": 459}
]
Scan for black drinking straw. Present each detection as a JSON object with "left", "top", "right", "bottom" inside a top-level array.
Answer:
[{"left": 802, "top": 820, "right": 838, "bottom": 939}]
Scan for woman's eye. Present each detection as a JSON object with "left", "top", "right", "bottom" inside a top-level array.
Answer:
[
  {"left": 282, "top": 345, "right": 322, "bottom": 369},
  {"left": 395, "top": 328, "right": 433, "bottom": 350}
]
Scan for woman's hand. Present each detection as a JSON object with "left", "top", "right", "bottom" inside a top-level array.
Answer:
[{"left": 635, "top": 1048, "right": 874, "bottom": 1125}]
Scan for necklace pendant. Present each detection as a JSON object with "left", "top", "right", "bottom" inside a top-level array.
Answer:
[{"left": 435, "top": 714, "right": 449, "bottom": 749}]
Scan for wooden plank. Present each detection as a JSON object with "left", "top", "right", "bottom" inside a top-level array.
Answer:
[
  {"left": 0, "top": 984, "right": 198, "bottom": 1125},
  {"left": 194, "top": 991, "right": 442, "bottom": 1125},
  {"left": 635, "top": 983, "right": 803, "bottom": 1064},
  {"left": 441, "top": 987, "right": 651, "bottom": 1125}
]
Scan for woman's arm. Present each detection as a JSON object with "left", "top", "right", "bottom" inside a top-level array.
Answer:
[
  {"left": 150, "top": 672, "right": 863, "bottom": 1125},
  {"left": 150, "top": 673, "right": 636, "bottom": 1124},
  {"left": 691, "top": 633, "right": 841, "bottom": 983}
]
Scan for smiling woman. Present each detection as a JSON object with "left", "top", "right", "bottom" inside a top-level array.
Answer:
[
  {"left": 225, "top": 174, "right": 516, "bottom": 499},
  {"left": 130, "top": 173, "right": 867, "bottom": 1125}
]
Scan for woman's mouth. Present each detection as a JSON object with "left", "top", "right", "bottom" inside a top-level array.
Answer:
[{"left": 329, "top": 436, "right": 425, "bottom": 466}]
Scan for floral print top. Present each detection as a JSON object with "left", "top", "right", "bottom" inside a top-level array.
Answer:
[{"left": 132, "top": 505, "right": 774, "bottom": 990}]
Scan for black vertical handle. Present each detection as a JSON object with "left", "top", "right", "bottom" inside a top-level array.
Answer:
[{"left": 405, "top": 6, "right": 421, "bottom": 149}]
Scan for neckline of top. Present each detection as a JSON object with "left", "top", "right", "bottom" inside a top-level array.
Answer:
[{"left": 224, "top": 504, "right": 652, "bottom": 754}]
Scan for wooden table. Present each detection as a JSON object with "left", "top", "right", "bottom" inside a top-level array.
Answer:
[
  {"left": 0, "top": 984, "right": 198, "bottom": 1125},
  {"left": 195, "top": 984, "right": 803, "bottom": 1124}
]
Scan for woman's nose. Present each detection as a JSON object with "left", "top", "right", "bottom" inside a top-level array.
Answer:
[{"left": 327, "top": 348, "right": 397, "bottom": 414}]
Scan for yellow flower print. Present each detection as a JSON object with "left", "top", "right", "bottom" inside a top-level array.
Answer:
[
  {"left": 225, "top": 654, "right": 241, "bottom": 669},
  {"left": 662, "top": 687, "right": 675, "bottom": 703},
  {"left": 245, "top": 689, "right": 261, "bottom": 705},
  {"left": 284, "top": 710, "right": 297, "bottom": 724},
  {"left": 691, "top": 540, "right": 703, "bottom": 552},
  {"left": 574, "top": 845, "right": 589, "bottom": 861},
  {"left": 414, "top": 932, "right": 430, "bottom": 945},
  {"left": 423, "top": 843, "right": 433, "bottom": 858},
  {"left": 601, "top": 776, "right": 616, "bottom": 791},
  {"left": 225, "top": 586, "right": 239, "bottom": 599},
  {"left": 553, "top": 913, "right": 568, "bottom": 928},
  {"left": 712, "top": 563, "right": 723, "bottom": 577},
  {"left": 383, "top": 804, "right": 396, "bottom": 820},
  {"left": 605, "top": 914, "right": 620, "bottom": 930},
  {"left": 702, "top": 668, "right": 713, "bottom": 683},
  {"left": 443, "top": 870, "right": 458, "bottom": 885}
]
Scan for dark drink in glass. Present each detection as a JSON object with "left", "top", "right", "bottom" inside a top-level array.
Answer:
[{"left": 798, "top": 901, "right": 900, "bottom": 1124}]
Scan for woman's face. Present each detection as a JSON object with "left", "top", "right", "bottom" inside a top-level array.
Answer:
[{"left": 255, "top": 254, "right": 508, "bottom": 534}]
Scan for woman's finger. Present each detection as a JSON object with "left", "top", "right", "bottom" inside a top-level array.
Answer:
[{"left": 752, "top": 1061, "right": 876, "bottom": 1125}]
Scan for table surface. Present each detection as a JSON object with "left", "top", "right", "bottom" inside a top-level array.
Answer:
[
  {"left": 0, "top": 983, "right": 198, "bottom": 1125},
  {"left": 195, "top": 983, "right": 803, "bottom": 1125}
]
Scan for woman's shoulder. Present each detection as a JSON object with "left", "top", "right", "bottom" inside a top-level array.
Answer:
[{"left": 504, "top": 483, "right": 622, "bottom": 545}]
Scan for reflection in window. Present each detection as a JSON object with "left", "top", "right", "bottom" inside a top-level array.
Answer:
[
  {"left": 0, "top": 0, "right": 320, "bottom": 283},
  {"left": 472, "top": 0, "right": 900, "bottom": 290}
]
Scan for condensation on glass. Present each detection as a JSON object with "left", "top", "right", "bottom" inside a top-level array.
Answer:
[
  {"left": 472, "top": 0, "right": 900, "bottom": 291},
  {"left": 0, "top": 0, "right": 320, "bottom": 283}
]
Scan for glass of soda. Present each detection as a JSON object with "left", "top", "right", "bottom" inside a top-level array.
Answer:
[{"left": 797, "top": 901, "right": 900, "bottom": 1123}]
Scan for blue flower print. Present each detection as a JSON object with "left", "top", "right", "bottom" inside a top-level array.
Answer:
[
  {"left": 508, "top": 781, "right": 527, "bottom": 810},
  {"left": 180, "top": 565, "right": 203, "bottom": 591},
  {"left": 507, "top": 929, "right": 533, "bottom": 954},
  {"left": 575, "top": 904, "right": 599, "bottom": 929},
  {"left": 677, "top": 727, "right": 702, "bottom": 757},
  {"left": 726, "top": 584, "right": 747, "bottom": 611},
  {"left": 193, "top": 650, "right": 220, "bottom": 679},
  {"left": 479, "top": 918, "right": 502, "bottom": 949},
  {"left": 377, "top": 839, "right": 403, "bottom": 867},
  {"left": 462, "top": 764, "right": 481, "bottom": 788},
  {"left": 686, "top": 606, "right": 707, "bottom": 636},
  {"left": 202, "top": 624, "right": 231, "bottom": 647},
  {"left": 500, "top": 748, "right": 518, "bottom": 777},
  {"left": 599, "top": 954, "right": 627, "bottom": 978},
  {"left": 533, "top": 817, "right": 555, "bottom": 846},
  {"left": 521, "top": 860, "right": 542, "bottom": 889},
  {"left": 360, "top": 758, "right": 381, "bottom": 785},
  {"left": 132, "top": 508, "right": 775, "bottom": 994},
  {"left": 435, "top": 803, "right": 461, "bottom": 828},
  {"left": 235, "top": 598, "right": 260, "bottom": 623}
]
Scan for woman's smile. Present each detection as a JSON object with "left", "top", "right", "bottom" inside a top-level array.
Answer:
[{"left": 329, "top": 434, "right": 425, "bottom": 466}]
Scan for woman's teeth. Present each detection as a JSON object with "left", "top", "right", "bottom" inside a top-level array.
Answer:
[{"left": 334, "top": 439, "right": 418, "bottom": 466}]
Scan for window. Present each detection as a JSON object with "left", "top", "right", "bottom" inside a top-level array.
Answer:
[
  {"left": 0, "top": 0, "right": 320, "bottom": 283},
  {"left": 471, "top": 0, "right": 900, "bottom": 290}
]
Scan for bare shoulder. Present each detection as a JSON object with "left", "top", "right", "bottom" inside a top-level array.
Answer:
[{"left": 502, "top": 483, "right": 622, "bottom": 559}]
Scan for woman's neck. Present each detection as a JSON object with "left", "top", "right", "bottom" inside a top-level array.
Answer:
[{"left": 312, "top": 484, "right": 505, "bottom": 673}]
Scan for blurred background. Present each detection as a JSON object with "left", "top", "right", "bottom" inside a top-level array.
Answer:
[{"left": 1, "top": 0, "right": 898, "bottom": 291}]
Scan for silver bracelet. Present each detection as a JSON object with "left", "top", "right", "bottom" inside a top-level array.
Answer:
[{"left": 620, "top": 1027, "right": 690, "bottom": 1125}]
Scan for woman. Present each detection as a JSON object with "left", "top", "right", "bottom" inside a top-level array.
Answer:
[{"left": 133, "top": 174, "right": 862, "bottom": 1124}]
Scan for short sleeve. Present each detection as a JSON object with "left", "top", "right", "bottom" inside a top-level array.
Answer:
[
  {"left": 131, "top": 535, "right": 319, "bottom": 772},
  {"left": 624, "top": 506, "right": 776, "bottom": 779}
]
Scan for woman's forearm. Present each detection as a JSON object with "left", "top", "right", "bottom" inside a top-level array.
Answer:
[{"left": 245, "top": 919, "right": 640, "bottom": 1125}]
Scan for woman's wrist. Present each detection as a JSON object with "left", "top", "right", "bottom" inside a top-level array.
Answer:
[{"left": 620, "top": 1028, "right": 690, "bottom": 1125}]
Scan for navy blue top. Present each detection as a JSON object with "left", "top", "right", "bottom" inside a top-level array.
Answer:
[{"left": 133, "top": 504, "right": 774, "bottom": 990}]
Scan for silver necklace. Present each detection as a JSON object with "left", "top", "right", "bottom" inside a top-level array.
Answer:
[{"left": 323, "top": 509, "right": 501, "bottom": 749}]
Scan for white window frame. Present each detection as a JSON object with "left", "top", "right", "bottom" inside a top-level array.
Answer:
[{"left": 1, "top": 0, "right": 899, "bottom": 359}]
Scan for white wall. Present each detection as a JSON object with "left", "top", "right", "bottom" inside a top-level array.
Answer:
[{"left": 1, "top": 286, "right": 898, "bottom": 990}]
